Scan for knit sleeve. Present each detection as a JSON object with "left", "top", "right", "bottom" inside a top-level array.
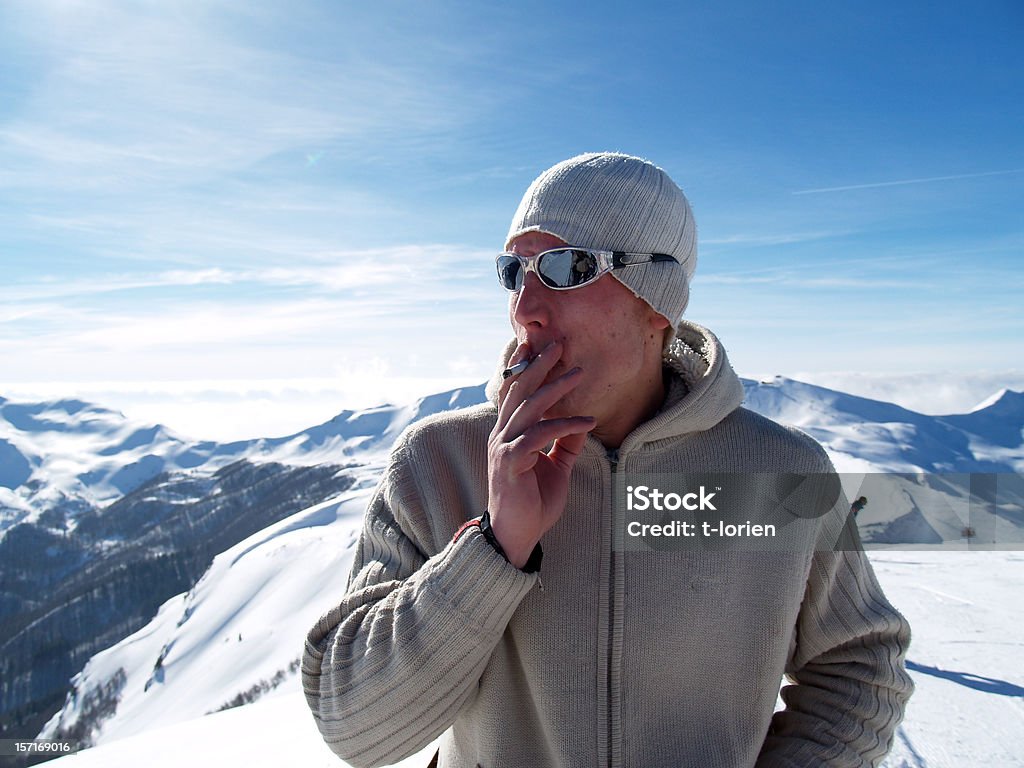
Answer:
[
  {"left": 756, "top": 510, "right": 914, "bottom": 766},
  {"left": 301, "top": 452, "right": 538, "bottom": 768}
]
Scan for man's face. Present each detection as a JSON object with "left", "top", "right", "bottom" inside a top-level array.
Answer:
[{"left": 506, "top": 231, "right": 670, "bottom": 443}]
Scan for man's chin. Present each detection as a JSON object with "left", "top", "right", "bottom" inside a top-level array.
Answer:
[{"left": 542, "top": 395, "right": 590, "bottom": 422}]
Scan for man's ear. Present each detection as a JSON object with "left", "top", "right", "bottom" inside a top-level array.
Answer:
[
  {"left": 648, "top": 310, "right": 671, "bottom": 332},
  {"left": 648, "top": 311, "right": 675, "bottom": 352}
]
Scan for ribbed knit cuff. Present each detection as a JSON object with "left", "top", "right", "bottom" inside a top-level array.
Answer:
[{"left": 431, "top": 523, "right": 539, "bottom": 637}]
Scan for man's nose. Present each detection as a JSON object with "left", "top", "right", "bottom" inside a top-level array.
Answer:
[{"left": 511, "top": 270, "right": 551, "bottom": 328}]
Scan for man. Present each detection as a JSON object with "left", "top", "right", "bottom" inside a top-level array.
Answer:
[
  {"left": 852, "top": 496, "right": 869, "bottom": 517},
  {"left": 303, "top": 153, "right": 912, "bottom": 767}
]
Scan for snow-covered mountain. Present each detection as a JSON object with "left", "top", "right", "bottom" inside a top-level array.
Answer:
[
  {"left": 0, "top": 397, "right": 200, "bottom": 531},
  {"left": 10, "top": 377, "right": 1024, "bottom": 764},
  {"left": 0, "top": 385, "right": 487, "bottom": 535},
  {"left": 0, "top": 385, "right": 485, "bottom": 748},
  {"left": 5, "top": 377, "right": 1018, "bottom": 536},
  {"left": 742, "top": 378, "right": 1024, "bottom": 549},
  {"left": 39, "top": 489, "right": 373, "bottom": 747},
  {"left": 742, "top": 377, "right": 1024, "bottom": 473}
]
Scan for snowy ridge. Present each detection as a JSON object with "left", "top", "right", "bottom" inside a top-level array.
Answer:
[
  {"left": 941, "top": 388, "right": 1024, "bottom": 451},
  {"left": 4, "top": 376, "right": 1018, "bottom": 536},
  {"left": 0, "top": 398, "right": 200, "bottom": 528},
  {"left": 236, "top": 383, "right": 487, "bottom": 464},
  {"left": 744, "top": 376, "right": 1024, "bottom": 474},
  {"left": 0, "top": 384, "right": 486, "bottom": 535}
]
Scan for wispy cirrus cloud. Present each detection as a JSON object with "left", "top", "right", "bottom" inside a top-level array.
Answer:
[
  {"left": 697, "top": 273, "right": 923, "bottom": 290},
  {"left": 702, "top": 230, "right": 851, "bottom": 246},
  {"left": 0, "top": 283, "right": 512, "bottom": 413},
  {"left": 1, "top": 245, "right": 495, "bottom": 303},
  {"left": 2, "top": 0, "right": 1020, "bottom": 442},
  {"left": 792, "top": 168, "right": 1024, "bottom": 195},
  {"left": 0, "top": 0, "right": 483, "bottom": 234}
]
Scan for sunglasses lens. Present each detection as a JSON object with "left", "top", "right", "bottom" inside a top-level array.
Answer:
[
  {"left": 497, "top": 249, "right": 602, "bottom": 291},
  {"left": 496, "top": 254, "right": 523, "bottom": 291},
  {"left": 538, "top": 249, "right": 598, "bottom": 288}
]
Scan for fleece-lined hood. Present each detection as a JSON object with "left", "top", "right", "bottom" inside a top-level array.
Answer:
[{"left": 485, "top": 320, "right": 745, "bottom": 453}]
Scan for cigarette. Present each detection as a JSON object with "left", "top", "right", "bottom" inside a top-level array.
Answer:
[{"left": 502, "top": 359, "right": 531, "bottom": 379}]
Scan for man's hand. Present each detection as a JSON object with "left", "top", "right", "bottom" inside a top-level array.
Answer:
[{"left": 487, "top": 340, "right": 595, "bottom": 568}]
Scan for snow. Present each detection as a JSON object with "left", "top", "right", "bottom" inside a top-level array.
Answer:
[
  {"left": 41, "top": 490, "right": 373, "bottom": 744},
  {"left": 41, "top": 482, "right": 447, "bottom": 768},
  {"left": 45, "top": 551, "right": 1024, "bottom": 767},
  {"left": 0, "top": 397, "right": 204, "bottom": 531},
  {"left": 871, "top": 551, "right": 1024, "bottom": 767},
  {"left": 44, "top": 690, "right": 438, "bottom": 768}
]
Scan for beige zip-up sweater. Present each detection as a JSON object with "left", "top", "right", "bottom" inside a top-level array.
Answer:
[{"left": 303, "top": 322, "right": 912, "bottom": 768}]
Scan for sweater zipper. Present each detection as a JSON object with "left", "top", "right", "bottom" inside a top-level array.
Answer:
[{"left": 606, "top": 448, "right": 619, "bottom": 768}]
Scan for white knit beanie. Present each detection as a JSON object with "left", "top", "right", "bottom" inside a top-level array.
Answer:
[{"left": 505, "top": 152, "right": 696, "bottom": 325}]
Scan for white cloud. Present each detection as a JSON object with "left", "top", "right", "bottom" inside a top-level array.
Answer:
[
  {"left": 0, "top": 373, "right": 482, "bottom": 441},
  {"left": 696, "top": 271, "right": 923, "bottom": 290},
  {"left": 702, "top": 231, "right": 848, "bottom": 246},
  {"left": 0, "top": 1, "right": 471, "bottom": 199},
  {"left": 783, "top": 370, "right": 1024, "bottom": 415},
  {"left": 792, "top": 168, "right": 1024, "bottom": 195},
  {"left": 1, "top": 244, "right": 496, "bottom": 304},
  {"left": 0, "top": 238, "right": 512, "bottom": 399}
]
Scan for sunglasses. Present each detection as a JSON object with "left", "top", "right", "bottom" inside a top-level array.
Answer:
[{"left": 496, "top": 247, "right": 677, "bottom": 292}]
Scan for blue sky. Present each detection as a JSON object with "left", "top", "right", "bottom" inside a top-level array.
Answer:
[{"left": 2, "top": 0, "right": 1022, "bottom": 439}]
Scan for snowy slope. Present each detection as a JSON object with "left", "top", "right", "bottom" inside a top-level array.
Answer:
[
  {"left": 46, "top": 552, "right": 1024, "bottom": 768},
  {"left": 40, "top": 485, "right": 375, "bottom": 745},
  {"left": 44, "top": 690, "right": 438, "bottom": 768},
  {"left": 870, "top": 551, "right": 1024, "bottom": 767},
  {"left": 742, "top": 378, "right": 1024, "bottom": 548}
]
